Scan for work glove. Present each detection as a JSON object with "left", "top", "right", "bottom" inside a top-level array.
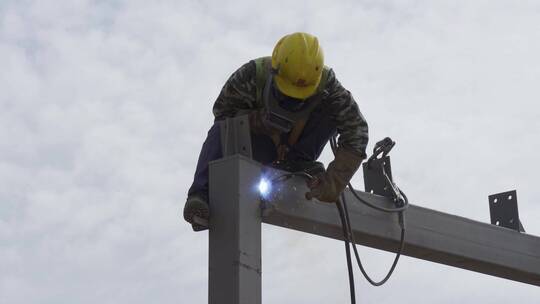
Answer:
[
  {"left": 306, "top": 147, "right": 364, "bottom": 203},
  {"left": 183, "top": 193, "right": 210, "bottom": 231}
]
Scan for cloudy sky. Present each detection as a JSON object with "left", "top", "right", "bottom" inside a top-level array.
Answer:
[{"left": 1, "top": 0, "right": 539, "bottom": 303}]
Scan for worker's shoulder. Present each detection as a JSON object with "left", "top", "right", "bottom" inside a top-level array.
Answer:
[
  {"left": 318, "top": 67, "right": 361, "bottom": 112},
  {"left": 229, "top": 59, "right": 257, "bottom": 79},
  {"left": 321, "top": 68, "right": 350, "bottom": 99},
  {"left": 322, "top": 66, "right": 337, "bottom": 87},
  {"left": 221, "top": 60, "right": 258, "bottom": 91}
]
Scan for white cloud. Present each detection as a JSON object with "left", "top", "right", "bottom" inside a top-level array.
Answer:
[{"left": 1, "top": 0, "right": 539, "bottom": 303}]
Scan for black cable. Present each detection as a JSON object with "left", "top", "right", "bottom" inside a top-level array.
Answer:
[
  {"left": 348, "top": 183, "right": 408, "bottom": 213},
  {"left": 337, "top": 200, "right": 356, "bottom": 304},
  {"left": 331, "top": 135, "right": 407, "bottom": 287},
  {"left": 342, "top": 192, "right": 406, "bottom": 286}
]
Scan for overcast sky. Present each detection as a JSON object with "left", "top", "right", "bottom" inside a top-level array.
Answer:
[{"left": 1, "top": 0, "right": 539, "bottom": 303}]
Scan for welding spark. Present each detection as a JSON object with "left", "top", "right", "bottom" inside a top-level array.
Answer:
[{"left": 258, "top": 178, "right": 271, "bottom": 198}]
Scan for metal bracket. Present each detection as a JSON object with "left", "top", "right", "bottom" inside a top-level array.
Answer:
[
  {"left": 363, "top": 136, "right": 401, "bottom": 202},
  {"left": 219, "top": 114, "right": 252, "bottom": 158},
  {"left": 363, "top": 156, "right": 394, "bottom": 198},
  {"left": 488, "top": 190, "right": 525, "bottom": 233}
]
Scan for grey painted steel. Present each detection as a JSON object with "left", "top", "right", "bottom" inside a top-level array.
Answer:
[
  {"left": 209, "top": 155, "right": 262, "bottom": 304},
  {"left": 261, "top": 170, "right": 540, "bottom": 286},
  {"left": 220, "top": 115, "right": 252, "bottom": 158}
]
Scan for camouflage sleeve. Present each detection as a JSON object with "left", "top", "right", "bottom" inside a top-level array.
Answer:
[
  {"left": 212, "top": 61, "right": 258, "bottom": 120},
  {"left": 323, "top": 69, "right": 369, "bottom": 158}
]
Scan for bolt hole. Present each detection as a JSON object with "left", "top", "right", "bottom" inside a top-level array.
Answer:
[
  {"left": 496, "top": 221, "right": 500, "bottom": 226},
  {"left": 508, "top": 195, "right": 512, "bottom": 200},
  {"left": 493, "top": 198, "right": 498, "bottom": 203}
]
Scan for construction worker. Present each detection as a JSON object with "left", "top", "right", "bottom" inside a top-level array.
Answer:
[{"left": 183, "top": 32, "right": 369, "bottom": 231}]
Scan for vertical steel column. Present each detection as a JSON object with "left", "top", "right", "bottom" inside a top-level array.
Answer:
[{"left": 208, "top": 155, "right": 262, "bottom": 304}]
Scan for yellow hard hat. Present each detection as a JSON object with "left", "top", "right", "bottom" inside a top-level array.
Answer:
[{"left": 271, "top": 32, "right": 324, "bottom": 100}]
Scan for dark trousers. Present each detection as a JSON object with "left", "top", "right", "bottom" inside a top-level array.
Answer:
[{"left": 187, "top": 110, "right": 336, "bottom": 196}]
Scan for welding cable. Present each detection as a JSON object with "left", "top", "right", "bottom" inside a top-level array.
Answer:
[
  {"left": 330, "top": 135, "right": 408, "bottom": 287},
  {"left": 337, "top": 198, "right": 357, "bottom": 304},
  {"left": 348, "top": 183, "right": 409, "bottom": 213},
  {"left": 341, "top": 193, "right": 406, "bottom": 286}
]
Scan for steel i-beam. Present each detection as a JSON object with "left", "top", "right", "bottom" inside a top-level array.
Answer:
[{"left": 208, "top": 155, "right": 262, "bottom": 304}]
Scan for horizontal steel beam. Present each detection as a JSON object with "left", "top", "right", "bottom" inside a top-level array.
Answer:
[{"left": 260, "top": 171, "right": 540, "bottom": 286}]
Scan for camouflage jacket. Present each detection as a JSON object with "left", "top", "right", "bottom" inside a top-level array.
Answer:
[{"left": 212, "top": 60, "right": 369, "bottom": 158}]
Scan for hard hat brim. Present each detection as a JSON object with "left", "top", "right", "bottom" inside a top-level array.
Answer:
[{"left": 274, "top": 73, "right": 320, "bottom": 100}]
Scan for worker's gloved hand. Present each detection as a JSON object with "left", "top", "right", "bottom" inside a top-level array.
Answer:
[
  {"left": 305, "top": 147, "right": 364, "bottom": 203},
  {"left": 306, "top": 172, "right": 340, "bottom": 202},
  {"left": 183, "top": 193, "right": 210, "bottom": 231}
]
